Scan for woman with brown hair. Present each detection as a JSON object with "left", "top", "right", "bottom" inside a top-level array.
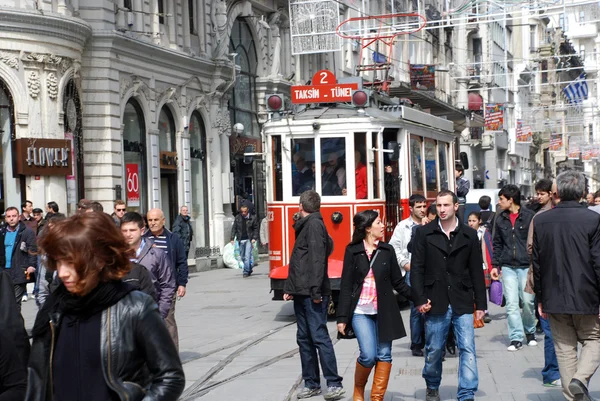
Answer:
[{"left": 26, "top": 212, "right": 185, "bottom": 401}]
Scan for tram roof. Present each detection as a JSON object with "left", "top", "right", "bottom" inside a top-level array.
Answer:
[{"left": 266, "top": 104, "right": 455, "bottom": 134}]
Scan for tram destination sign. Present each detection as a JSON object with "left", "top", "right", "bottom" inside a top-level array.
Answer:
[
  {"left": 15, "top": 138, "right": 72, "bottom": 176},
  {"left": 291, "top": 70, "right": 358, "bottom": 104}
]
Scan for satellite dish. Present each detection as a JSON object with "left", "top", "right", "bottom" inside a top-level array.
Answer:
[{"left": 66, "top": 99, "right": 77, "bottom": 131}]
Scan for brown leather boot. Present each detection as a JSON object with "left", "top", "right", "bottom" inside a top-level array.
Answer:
[
  {"left": 370, "top": 361, "right": 392, "bottom": 401},
  {"left": 353, "top": 361, "right": 373, "bottom": 401}
]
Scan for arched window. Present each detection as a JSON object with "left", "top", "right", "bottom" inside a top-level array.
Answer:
[
  {"left": 123, "top": 99, "right": 147, "bottom": 212},
  {"left": 0, "top": 81, "right": 13, "bottom": 211},
  {"left": 229, "top": 18, "right": 258, "bottom": 137},
  {"left": 189, "top": 111, "right": 209, "bottom": 250},
  {"left": 158, "top": 107, "right": 176, "bottom": 151},
  {"left": 63, "top": 80, "right": 83, "bottom": 215}
]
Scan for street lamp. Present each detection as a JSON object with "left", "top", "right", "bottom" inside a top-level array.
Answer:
[{"left": 233, "top": 123, "right": 244, "bottom": 136}]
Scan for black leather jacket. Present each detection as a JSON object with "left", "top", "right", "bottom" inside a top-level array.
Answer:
[
  {"left": 25, "top": 291, "right": 185, "bottom": 401},
  {"left": 492, "top": 207, "right": 535, "bottom": 268}
]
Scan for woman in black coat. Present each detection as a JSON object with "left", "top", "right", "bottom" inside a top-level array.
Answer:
[{"left": 336, "top": 210, "right": 421, "bottom": 401}]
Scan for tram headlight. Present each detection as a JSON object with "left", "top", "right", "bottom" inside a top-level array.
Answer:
[
  {"left": 266, "top": 94, "right": 284, "bottom": 112},
  {"left": 351, "top": 90, "right": 369, "bottom": 108},
  {"left": 312, "top": 122, "right": 321, "bottom": 131},
  {"left": 331, "top": 211, "right": 343, "bottom": 224}
]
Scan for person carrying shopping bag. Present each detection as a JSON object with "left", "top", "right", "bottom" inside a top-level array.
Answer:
[{"left": 337, "top": 210, "right": 419, "bottom": 401}]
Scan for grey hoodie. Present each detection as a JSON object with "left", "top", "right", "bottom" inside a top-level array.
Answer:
[{"left": 137, "top": 238, "right": 176, "bottom": 318}]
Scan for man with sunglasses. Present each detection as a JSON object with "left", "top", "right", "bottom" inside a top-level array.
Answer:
[{"left": 112, "top": 200, "right": 126, "bottom": 227}]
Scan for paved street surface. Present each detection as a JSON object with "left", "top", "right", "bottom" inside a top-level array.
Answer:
[{"left": 21, "top": 262, "right": 600, "bottom": 401}]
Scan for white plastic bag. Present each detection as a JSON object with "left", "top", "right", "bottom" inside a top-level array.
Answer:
[{"left": 222, "top": 242, "right": 240, "bottom": 269}]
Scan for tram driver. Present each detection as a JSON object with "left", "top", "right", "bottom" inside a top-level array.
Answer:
[{"left": 292, "top": 153, "right": 314, "bottom": 196}]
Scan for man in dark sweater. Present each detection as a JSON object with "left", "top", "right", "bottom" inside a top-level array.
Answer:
[{"left": 230, "top": 205, "right": 258, "bottom": 278}]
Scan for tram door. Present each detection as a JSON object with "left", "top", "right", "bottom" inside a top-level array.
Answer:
[{"left": 383, "top": 128, "right": 401, "bottom": 237}]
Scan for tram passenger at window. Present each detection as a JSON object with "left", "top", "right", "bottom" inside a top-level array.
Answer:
[
  {"left": 292, "top": 153, "right": 314, "bottom": 196},
  {"left": 322, "top": 152, "right": 346, "bottom": 196},
  {"left": 355, "top": 151, "right": 367, "bottom": 200}
]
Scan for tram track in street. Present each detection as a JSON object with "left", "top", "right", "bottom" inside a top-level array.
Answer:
[{"left": 180, "top": 326, "right": 341, "bottom": 401}]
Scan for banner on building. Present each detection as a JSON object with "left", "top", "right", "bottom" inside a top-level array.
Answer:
[
  {"left": 549, "top": 134, "right": 563, "bottom": 152},
  {"left": 582, "top": 145, "right": 593, "bottom": 162},
  {"left": 568, "top": 137, "right": 581, "bottom": 160},
  {"left": 516, "top": 119, "right": 533, "bottom": 143},
  {"left": 593, "top": 144, "right": 600, "bottom": 160},
  {"left": 410, "top": 64, "right": 435, "bottom": 91},
  {"left": 562, "top": 73, "right": 589, "bottom": 104},
  {"left": 125, "top": 163, "right": 140, "bottom": 207},
  {"left": 485, "top": 104, "right": 504, "bottom": 131}
]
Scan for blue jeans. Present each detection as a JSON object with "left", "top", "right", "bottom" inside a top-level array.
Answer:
[
  {"left": 501, "top": 266, "right": 537, "bottom": 342},
  {"left": 540, "top": 316, "right": 560, "bottom": 384},
  {"left": 352, "top": 313, "right": 392, "bottom": 368},
  {"left": 423, "top": 306, "right": 478, "bottom": 401},
  {"left": 406, "top": 272, "right": 424, "bottom": 349},
  {"left": 293, "top": 295, "right": 343, "bottom": 389},
  {"left": 240, "top": 239, "right": 252, "bottom": 274}
]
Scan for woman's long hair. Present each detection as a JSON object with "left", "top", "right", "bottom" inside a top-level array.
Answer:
[
  {"left": 350, "top": 210, "right": 379, "bottom": 245},
  {"left": 38, "top": 212, "right": 134, "bottom": 296}
]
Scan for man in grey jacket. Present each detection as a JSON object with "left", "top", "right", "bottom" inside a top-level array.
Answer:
[{"left": 121, "top": 212, "right": 175, "bottom": 318}]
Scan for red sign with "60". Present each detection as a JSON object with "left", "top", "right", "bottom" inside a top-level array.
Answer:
[{"left": 126, "top": 163, "right": 140, "bottom": 207}]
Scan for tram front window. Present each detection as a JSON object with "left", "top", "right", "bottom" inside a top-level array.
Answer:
[
  {"left": 291, "top": 138, "right": 315, "bottom": 196},
  {"left": 321, "top": 138, "right": 347, "bottom": 196},
  {"left": 439, "top": 142, "right": 449, "bottom": 190},
  {"left": 410, "top": 136, "right": 424, "bottom": 194}
]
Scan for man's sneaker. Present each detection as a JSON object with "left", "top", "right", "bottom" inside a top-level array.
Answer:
[
  {"left": 526, "top": 334, "right": 538, "bottom": 346},
  {"left": 323, "top": 386, "right": 345, "bottom": 400},
  {"left": 543, "top": 379, "right": 562, "bottom": 387},
  {"left": 483, "top": 312, "right": 492, "bottom": 323},
  {"left": 296, "top": 387, "right": 321, "bottom": 399},
  {"left": 507, "top": 341, "right": 523, "bottom": 351},
  {"left": 21, "top": 295, "right": 28, "bottom": 302},
  {"left": 411, "top": 348, "right": 424, "bottom": 357},
  {"left": 426, "top": 388, "right": 440, "bottom": 401}
]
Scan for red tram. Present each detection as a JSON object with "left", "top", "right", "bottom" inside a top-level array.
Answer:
[{"left": 262, "top": 90, "right": 458, "bottom": 309}]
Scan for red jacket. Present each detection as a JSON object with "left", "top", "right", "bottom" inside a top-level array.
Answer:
[{"left": 356, "top": 162, "right": 367, "bottom": 199}]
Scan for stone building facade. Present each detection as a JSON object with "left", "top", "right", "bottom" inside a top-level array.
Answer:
[{"left": 0, "top": 0, "right": 290, "bottom": 255}]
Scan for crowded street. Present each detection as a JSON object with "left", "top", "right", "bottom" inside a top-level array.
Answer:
[{"left": 18, "top": 263, "right": 600, "bottom": 401}]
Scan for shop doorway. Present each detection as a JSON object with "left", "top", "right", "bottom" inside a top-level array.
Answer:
[{"left": 160, "top": 172, "right": 178, "bottom": 229}]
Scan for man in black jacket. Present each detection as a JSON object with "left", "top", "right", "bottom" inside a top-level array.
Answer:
[
  {"left": 0, "top": 207, "right": 37, "bottom": 311},
  {"left": 411, "top": 190, "right": 486, "bottom": 401},
  {"left": 533, "top": 171, "right": 600, "bottom": 401},
  {"left": 230, "top": 205, "right": 259, "bottom": 278},
  {"left": 490, "top": 184, "right": 537, "bottom": 352},
  {"left": 283, "top": 190, "right": 344, "bottom": 401}
]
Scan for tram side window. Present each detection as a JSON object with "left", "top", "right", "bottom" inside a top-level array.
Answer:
[
  {"left": 439, "top": 142, "right": 449, "bottom": 191},
  {"left": 410, "top": 136, "right": 424, "bottom": 194},
  {"left": 354, "top": 133, "right": 368, "bottom": 199},
  {"left": 321, "top": 138, "right": 347, "bottom": 196},
  {"left": 424, "top": 139, "right": 438, "bottom": 196},
  {"left": 272, "top": 135, "right": 283, "bottom": 201},
  {"left": 291, "top": 138, "right": 315, "bottom": 196},
  {"left": 371, "top": 132, "right": 380, "bottom": 199}
]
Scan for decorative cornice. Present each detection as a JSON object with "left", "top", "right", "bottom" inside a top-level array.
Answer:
[
  {"left": 0, "top": 8, "right": 92, "bottom": 50},
  {"left": 0, "top": 51, "right": 18, "bottom": 70}
]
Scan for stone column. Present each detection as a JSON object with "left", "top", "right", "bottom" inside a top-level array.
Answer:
[{"left": 148, "top": 129, "right": 161, "bottom": 210}]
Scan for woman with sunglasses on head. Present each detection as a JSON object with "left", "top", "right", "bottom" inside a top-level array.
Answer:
[
  {"left": 337, "top": 210, "right": 424, "bottom": 401},
  {"left": 26, "top": 212, "right": 184, "bottom": 401}
]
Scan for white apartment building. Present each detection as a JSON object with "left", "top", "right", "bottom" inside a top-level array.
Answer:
[{"left": 0, "top": 0, "right": 291, "bottom": 256}]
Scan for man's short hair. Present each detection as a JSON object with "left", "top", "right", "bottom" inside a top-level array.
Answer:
[
  {"left": 427, "top": 203, "right": 437, "bottom": 216},
  {"left": 534, "top": 178, "right": 553, "bottom": 193},
  {"left": 21, "top": 200, "right": 32, "bottom": 211},
  {"left": 32, "top": 208, "right": 43, "bottom": 214},
  {"left": 114, "top": 200, "right": 125, "bottom": 208},
  {"left": 455, "top": 163, "right": 464, "bottom": 174},
  {"left": 5, "top": 206, "right": 19, "bottom": 214},
  {"left": 240, "top": 205, "right": 249, "bottom": 212},
  {"left": 77, "top": 199, "right": 91, "bottom": 209},
  {"left": 47, "top": 201, "right": 59, "bottom": 213},
  {"left": 437, "top": 190, "right": 458, "bottom": 204},
  {"left": 408, "top": 194, "right": 427, "bottom": 208},
  {"left": 87, "top": 202, "right": 104, "bottom": 213},
  {"left": 556, "top": 170, "right": 586, "bottom": 202},
  {"left": 299, "top": 190, "right": 321, "bottom": 213},
  {"left": 120, "top": 212, "right": 145, "bottom": 229},
  {"left": 478, "top": 195, "right": 491, "bottom": 210},
  {"left": 498, "top": 185, "right": 521, "bottom": 206}
]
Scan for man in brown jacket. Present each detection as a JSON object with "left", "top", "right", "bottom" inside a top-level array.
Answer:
[{"left": 525, "top": 178, "right": 560, "bottom": 388}]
